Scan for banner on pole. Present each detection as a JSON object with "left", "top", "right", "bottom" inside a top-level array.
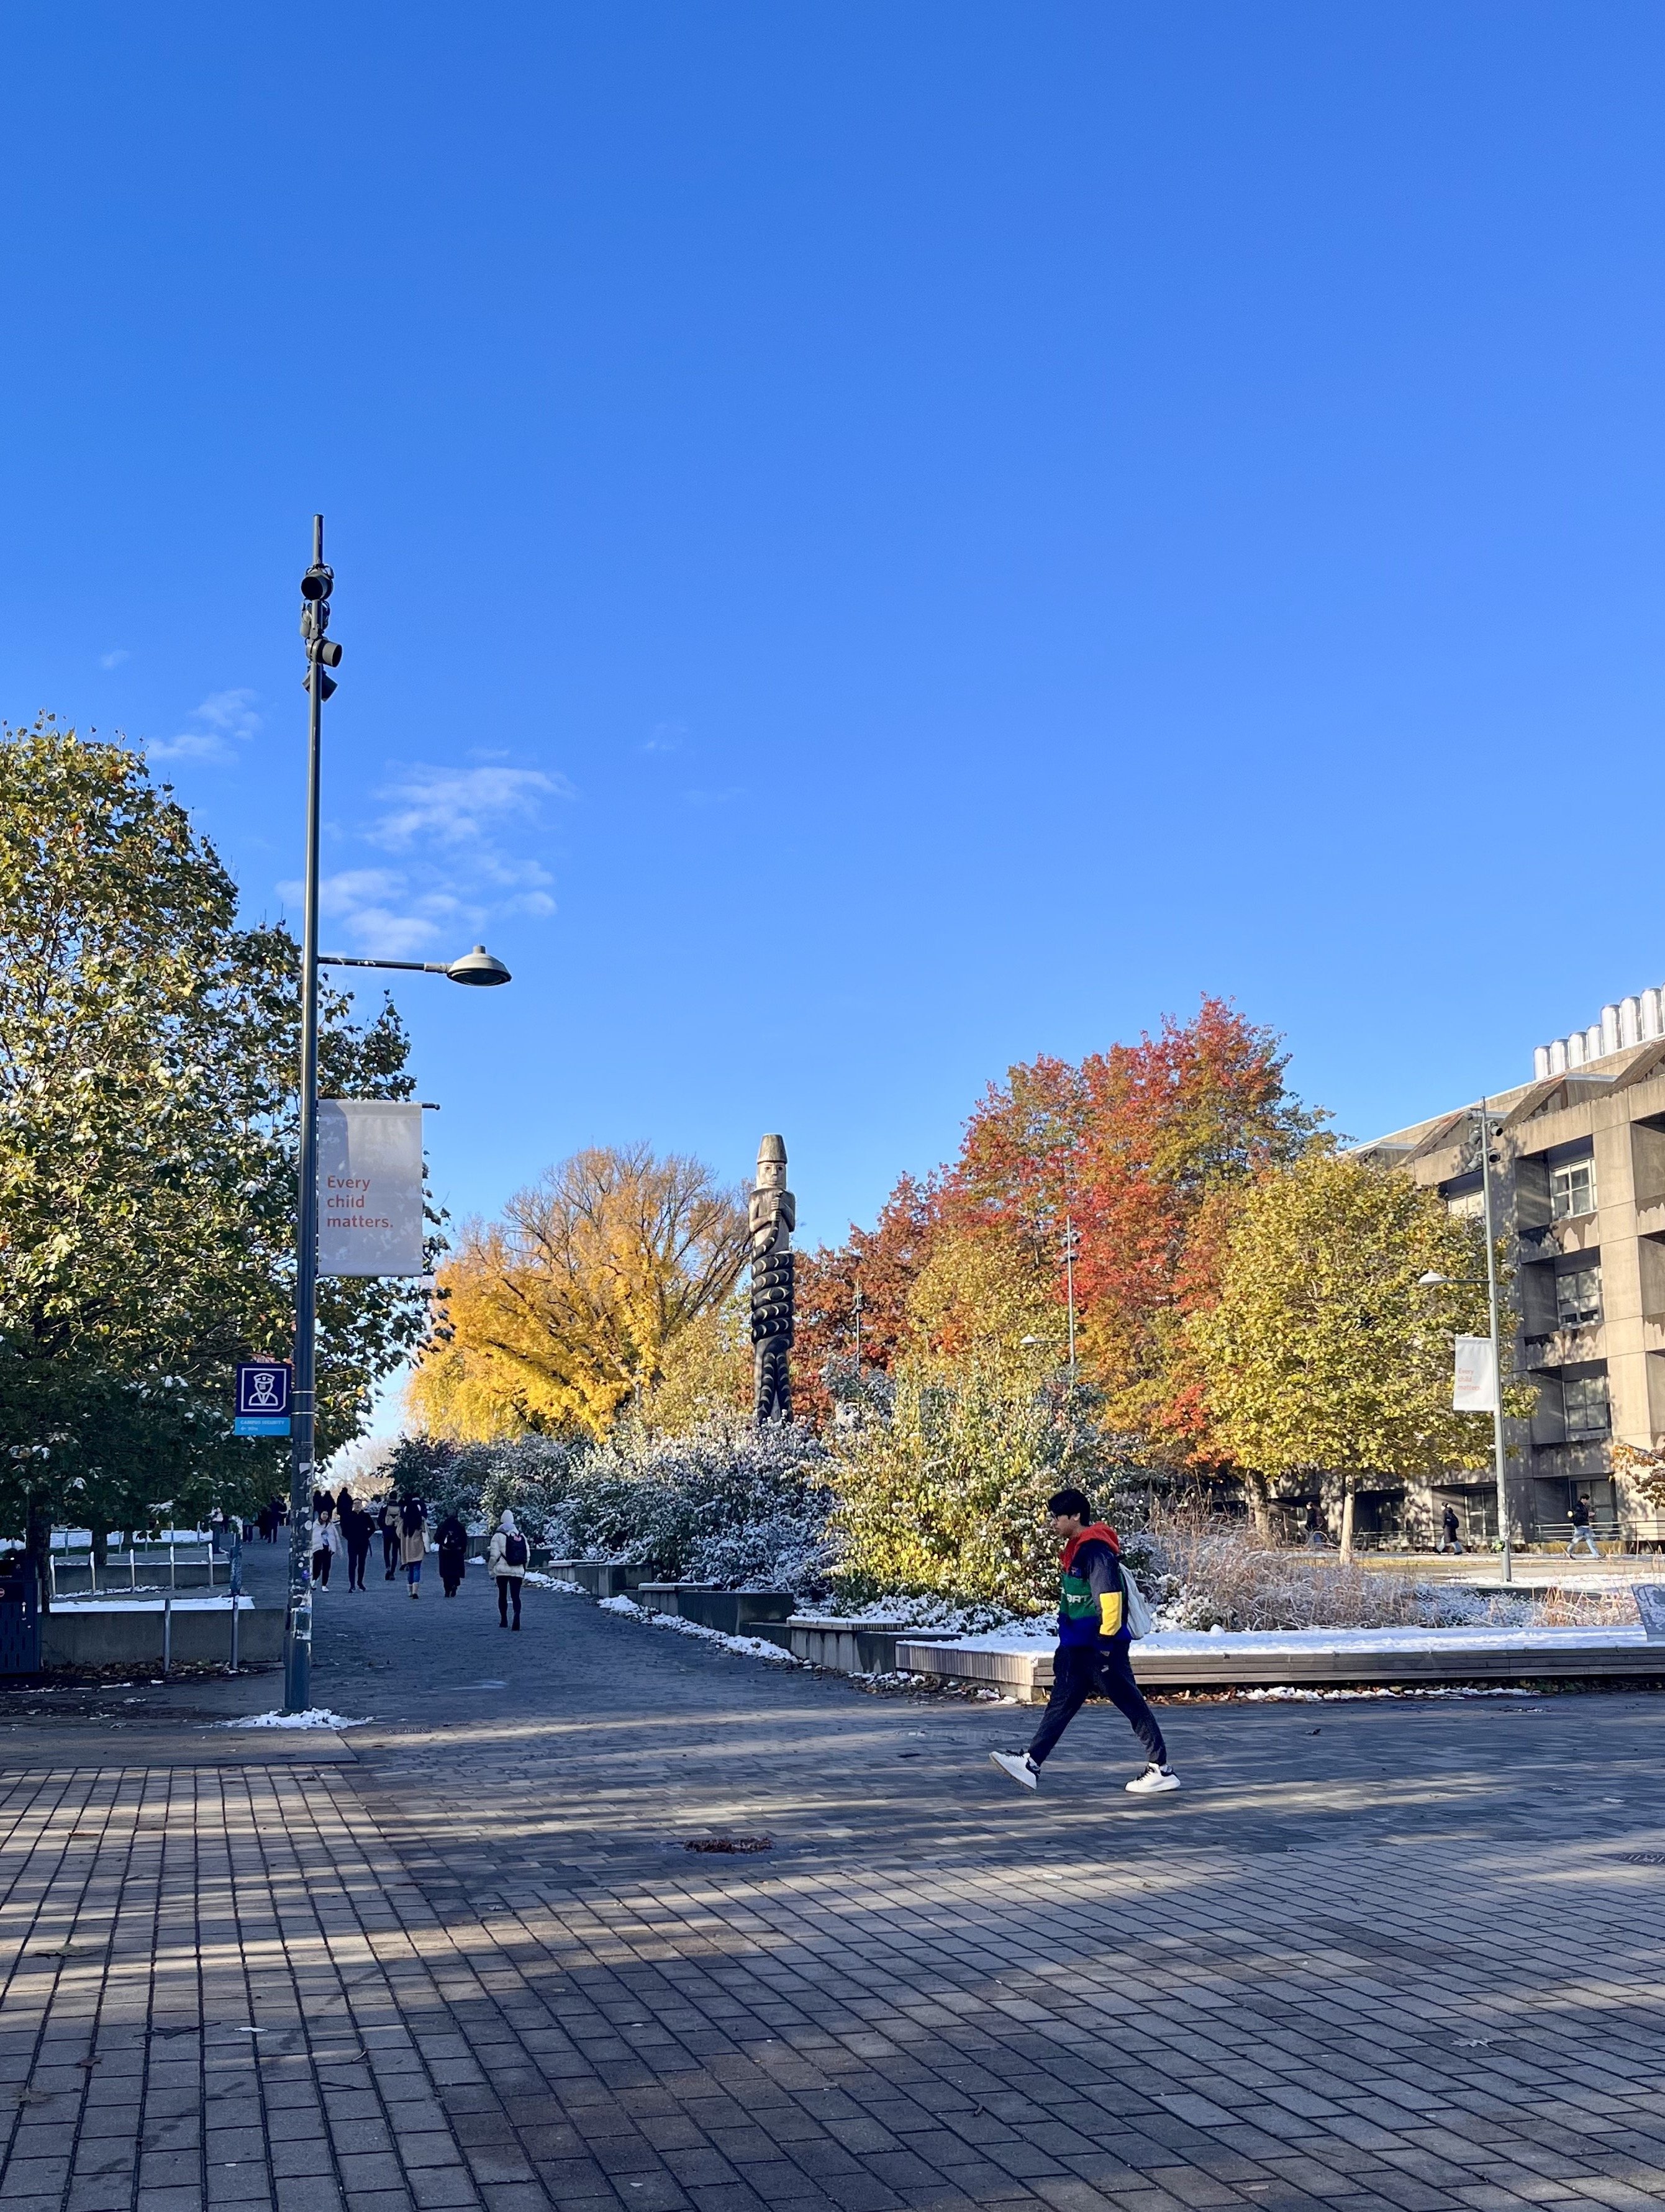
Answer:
[
  {"left": 1453, "top": 1335, "right": 1499, "bottom": 1414},
  {"left": 317, "top": 1100, "right": 425, "bottom": 1277}
]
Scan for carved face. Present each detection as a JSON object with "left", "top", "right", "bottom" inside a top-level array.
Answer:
[{"left": 755, "top": 1156, "right": 786, "bottom": 1192}]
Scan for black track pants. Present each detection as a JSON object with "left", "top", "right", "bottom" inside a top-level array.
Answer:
[{"left": 1028, "top": 1643, "right": 1167, "bottom": 1769}]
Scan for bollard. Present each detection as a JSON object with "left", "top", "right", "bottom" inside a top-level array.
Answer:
[
  {"left": 88, "top": 1549, "right": 97, "bottom": 1596},
  {"left": 229, "top": 1597, "right": 240, "bottom": 1675},
  {"left": 162, "top": 1597, "right": 172, "bottom": 1679}
]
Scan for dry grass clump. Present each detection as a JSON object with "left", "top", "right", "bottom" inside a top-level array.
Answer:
[
  {"left": 1124, "top": 1498, "right": 1637, "bottom": 1633},
  {"left": 1130, "top": 1500, "right": 1420, "bottom": 1631}
]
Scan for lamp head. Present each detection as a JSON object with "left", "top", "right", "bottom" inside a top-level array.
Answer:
[
  {"left": 1418, "top": 1271, "right": 1449, "bottom": 1287},
  {"left": 445, "top": 944, "right": 511, "bottom": 987}
]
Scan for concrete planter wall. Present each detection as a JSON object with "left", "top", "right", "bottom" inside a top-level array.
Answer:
[
  {"left": 547, "top": 1560, "right": 649, "bottom": 1599},
  {"left": 785, "top": 1618, "right": 910, "bottom": 1674},
  {"left": 38, "top": 1602, "right": 282, "bottom": 1671},
  {"left": 636, "top": 1584, "right": 794, "bottom": 1638}
]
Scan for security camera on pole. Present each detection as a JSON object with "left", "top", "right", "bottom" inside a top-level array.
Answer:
[{"left": 281, "top": 519, "right": 513, "bottom": 1715}]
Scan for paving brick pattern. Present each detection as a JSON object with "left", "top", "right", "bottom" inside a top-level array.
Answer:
[{"left": 2, "top": 1564, "right": 1664, "bottom": 2212}]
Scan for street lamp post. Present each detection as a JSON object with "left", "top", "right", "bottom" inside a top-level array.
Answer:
[
  {"left": 1061, "top": 1213, "right": 1079, "bottom": 1390},
  {"left": 851, "top": 1287, "right": 864, "bottom": 1382},
  {"left": 1476, "top": 1097, "right": 1514, "bottom": 1585},
  {"left": 283, "top": 517, "right": 512, "bottom": 1714}
]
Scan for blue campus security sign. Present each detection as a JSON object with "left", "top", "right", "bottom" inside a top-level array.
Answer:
[{"left": 235, "top": 1360, "right": 293, "bottom": 1437}]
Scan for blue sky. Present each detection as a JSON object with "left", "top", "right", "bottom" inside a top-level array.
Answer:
[{"left": 4, "top": 5, "right": 1663, "bottom": 1266}]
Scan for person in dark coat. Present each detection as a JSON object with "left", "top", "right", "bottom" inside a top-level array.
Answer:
[
  {"left": 435, "top": 1513, "right": 468, "bottom": 1598},
  {"left": 343, "top": 1503, "right": 374, "bottom": 1591},
  {"left": 379, "top": 1500, "right": 401, "bottom": 1580}
]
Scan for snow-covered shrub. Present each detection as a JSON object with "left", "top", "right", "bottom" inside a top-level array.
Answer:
[{"left": 470, "top": 1415, "right": 835, "bottom": 1592}]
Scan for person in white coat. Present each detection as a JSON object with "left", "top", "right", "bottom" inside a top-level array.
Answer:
[
  {"left": 309, "top": 1506, "right": 342, "bottom": 1590},
  {"left": 487, "top": 1510, "right": 529, "bottom": 1630}
]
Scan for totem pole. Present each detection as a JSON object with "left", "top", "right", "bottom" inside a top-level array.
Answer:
[{"left": 749, "top": 1133, "right": 796, "bottom": 1422}]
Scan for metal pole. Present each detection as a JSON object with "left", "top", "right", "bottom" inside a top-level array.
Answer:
[
  {"left": 229, "top": 1597, "right": 240, "bottom": 1676},
  {"left": 1063, "top": 1212, "right": 1077, "bottom": 1390},
  {"left": 162, "top": 1596, "right": 172, "bottom": 1679},
  {"left": 284, "top": 513, "right": 325, "bottom": 1714},
  {"left": 1477, "top": 1098, "right": 1513, "bottom": 1585},
  {"left": 852, "top": 1289, "right": 863, "bottom": 1382}
]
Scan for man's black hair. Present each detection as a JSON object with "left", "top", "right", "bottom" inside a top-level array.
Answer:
[{"left": 1048, "top": 1487, "right": 1093, "bottom": 1522}]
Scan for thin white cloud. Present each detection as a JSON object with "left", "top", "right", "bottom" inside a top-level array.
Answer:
[
  {"left": 99, "top": 648, "right": 130, "bottom": 671},
  {"left": 149, "top": 687, "right": 261, "bottom": 764},
  {"left": 276, "top": 869, "right": 476, "bottom": 962},
  {"left": 643, "top": 720, "right": 686, "bottom": 755},
  {"left": 276, "top": 756, "right": 565, "bottom": 968},
  {"left": 370, "top": 764, "right": 571, "bottom": 850}
]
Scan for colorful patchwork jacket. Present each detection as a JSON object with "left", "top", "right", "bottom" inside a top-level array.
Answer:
[{"left": 1056, "top": 1522, "right": 1127, "bottom": 1649}]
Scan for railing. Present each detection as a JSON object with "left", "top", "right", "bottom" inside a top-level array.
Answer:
[
  {"left": 1530, "top": 1516, "right": 1623, "bottom": 1546},
  {"left": 47, "top": 1538, "right": 217, "bottom": 1601}
]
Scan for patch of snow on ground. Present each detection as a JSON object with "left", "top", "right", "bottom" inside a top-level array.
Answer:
[
  {"left": 1238, "top": 1684, "right": 1541, "bottom": 1702},
  {"left": 909, "top": 1622, "right": 1649, "bottom": 1657},
  {"left": 220, "top": 1709, "right": 371, "bottom": 1730},
  {"left": 598, "top": 1593, "right": 800, "bottom": 1664},
  {"left": 524, "top": 1572, "right": 583, "bottom": 1592}
]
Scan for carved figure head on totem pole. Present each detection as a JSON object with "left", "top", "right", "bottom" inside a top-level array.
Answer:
[{"left": 750, "top": 1133, "right": 795, "bottom": 1422}]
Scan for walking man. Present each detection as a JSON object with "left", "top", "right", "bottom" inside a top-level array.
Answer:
[
  {"left": 990, "top": 1488, "right": 1178, "bottom": 1797},
  {"left": 379, "top": 1500, "right": 401, "bottom": 1581},
  {"left": 1567, "top": 1493, "right": 1599, "bottom": 1558},
  {"left": 343, "top": 1502, "right": 373, "bottom": 1591},
  {"left": 1438, "top": 1503, "right": 1464, "bottom": 1555}
]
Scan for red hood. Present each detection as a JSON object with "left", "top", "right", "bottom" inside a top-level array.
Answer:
[{"left": 1061, "top": 1521, "right": 1119, "bottom": 1570}]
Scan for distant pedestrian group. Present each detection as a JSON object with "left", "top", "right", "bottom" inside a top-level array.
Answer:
[{"left": 297, "top": 1491, "right": 533, "bottom": 1623}]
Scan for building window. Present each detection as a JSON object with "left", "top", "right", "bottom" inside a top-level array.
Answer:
[
  {"left": 1549, "top": 1158, "right": 1597, "bottom": 1220},
  {"left": 1556, "top": 1266, "right": 1602, "bottom": 1328},
  {"left": 1563, "top": 1372, "right": 1610, "bottom": 1437},
  {"left": 1445, "top": 1189, "right": 1486, "bottom": 1221}
]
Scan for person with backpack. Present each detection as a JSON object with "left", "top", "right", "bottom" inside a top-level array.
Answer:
[
  {"left": 488, "top": 1510, "right": 529, "bottom": 1630},
  {"left": 379, "top": 1500, "right": 401, "bottom": 1581},
  {"left": 435, "top": 1512, "right": 468, "bottom": 1599},
  {"left": 989, "top": 1487, "right": 1178, "bottom": 1797}
]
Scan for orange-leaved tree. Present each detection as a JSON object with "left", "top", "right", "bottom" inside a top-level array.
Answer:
[
  {"left": 951, "top": 999, "right": 1323, "bottom": 1457},
  {"left": 792, "top": 1172, "right": 941, "bottom": 1424}
]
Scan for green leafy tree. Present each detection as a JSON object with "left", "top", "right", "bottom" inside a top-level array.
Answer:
[
  {"left": 0, "top": 719, "right": 429, "bottom": 1593},
  {"left": 828, "top": 1364, "right": 1112, "bottom": 1610},
  {"left": 1187, "top": 1149, "right": 1530, "bottom": 1558}
]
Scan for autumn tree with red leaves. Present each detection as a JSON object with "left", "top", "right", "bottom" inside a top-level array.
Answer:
[
  {"left": 950, "top": 999, "right": 1322, "bottom": 1460},
  {"left": 791, "top": 1173, "right": 940, "bottom": 1425}
]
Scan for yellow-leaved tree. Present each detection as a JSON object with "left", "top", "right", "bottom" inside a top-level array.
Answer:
[
  {"left": 407, "top": 1145, "right": 750, "bottom": 1441},
  {"left": 1188, "top": 1149, "right": 1527, "bottom": 1559},
  {"left": 905, "top": 1218, "right": 1060, "bottom": 1387}
]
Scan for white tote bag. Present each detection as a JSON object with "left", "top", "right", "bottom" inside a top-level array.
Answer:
[{"left": 1121, "top": 1559, "right": 1155, "bottom": 1639}]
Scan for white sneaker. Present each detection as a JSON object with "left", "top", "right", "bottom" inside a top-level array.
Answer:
[
  {"left": 989, "top": 1750, "right": 1039, "bottom": 1792},
  {"left": 1125, "top": 1764, "right": 1180, "bottom": 1795}
]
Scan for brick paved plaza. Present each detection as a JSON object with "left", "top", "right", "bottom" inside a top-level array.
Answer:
[{"left": 2, "top": 1552, "right": 1664, "bottom": 2212}]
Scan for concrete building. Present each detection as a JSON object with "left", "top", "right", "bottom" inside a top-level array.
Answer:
[{"left": 1357, "top": 985, "right": 1665, "bottom": 1549}]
